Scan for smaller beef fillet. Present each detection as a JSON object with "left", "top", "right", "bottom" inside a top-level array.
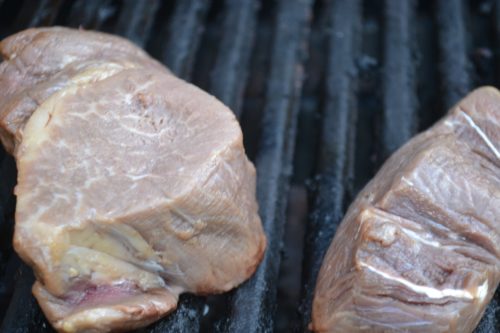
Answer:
[{"left": 311, "top": 87, "right": 500, "bottom": 333}]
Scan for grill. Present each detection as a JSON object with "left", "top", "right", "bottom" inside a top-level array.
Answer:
[{"left": 0, "top": 0, "right": 499, "bottom": 332}]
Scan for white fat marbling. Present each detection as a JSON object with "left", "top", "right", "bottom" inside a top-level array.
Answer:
[
  {"left": 359, "top": 261, "right": 474, "bottom": 300},
  {"left": 400, "top": 227, "right": 441, "bottom": 248},
  {"left": 460, "top": 110, "right": 500, "bottom": 160}
]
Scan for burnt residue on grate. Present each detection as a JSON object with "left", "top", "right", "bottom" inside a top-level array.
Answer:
[{"left": 0, "top": 0, "right": 499, "bottom": 332}]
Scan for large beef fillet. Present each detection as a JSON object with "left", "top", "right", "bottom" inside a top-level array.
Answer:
[
  {"left": 312, "top": 87, "right": 499, "bottom": 333},
  {"left": 0, "top": 28, "right": 266, "bottom": 333}
]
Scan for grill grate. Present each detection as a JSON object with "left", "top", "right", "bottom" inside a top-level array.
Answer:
[
  {"left": 300, "top": 1, "right": 361, "bottom": 330},
  {"left": 0, "top": 0, "right": 499, "bottom": 332},
  {"left": 225, "top": 1, "right": 311, "bottom": 331},
  {"left": 382, "top": 0, "right": 417, "bottom": 157},
  {"left": 209, "top": 0, "right": 257, "bottom": 116},
  {"left": 436, "top": 0, "right": 471, "bottom": 109}
]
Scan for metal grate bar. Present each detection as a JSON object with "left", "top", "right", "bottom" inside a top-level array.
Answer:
[
  {"left": 300, "top": 0, "right": 361, "bottom": 329},
  {"left": 225, "top": 0, "right": 312, "bottom": 331},
  {"left": 14, "top": 0, "right": 62, "bottom": 28},
  {"left": 0, "top": 157, "right": 16, "bottom": 217},
  {"left": 0, "top": 265, "right": 53, "bottom": 333},
  {"left": 162, "top": 0, "right": 210, "bottom": 79},
  {"left": 0, "top": 154, "right": 16, "bottom": 310},
  {"left": 0, "top": 156, "right": 16, "bottom": 310},
  {"left": 114, "top": 0, "right": 160, "bottom": 47},
  {"left": 209, "top": 0, "right": 259, "bottom": 117},
  {"left": 382, "top": 0, "right": 417, "bottom": 157},
  {"left": 436, "top": 0, "right": 470, "bottom": 109},
  {"left": 66, "top": 0, "right": 114, "bottom": 30},
  {"left": 0, "top": 158, "right": 15, "bottom": 312},
  {"left": 0, "top": 206, "right": 6, "bottom": 250},
  {"left": 0, "top": 253, "right": 20, "bottom": 317}
]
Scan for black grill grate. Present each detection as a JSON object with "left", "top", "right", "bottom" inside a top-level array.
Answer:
[
  {"left": 300, "top": 1, "right": 361, "bottom": 329},
  {"left": 382, "top": 0, "right": 417, "bottom": 157},
  {"left": 436, "top": 0, "right": 471, "bottom": 109},
  {"left": 0, "top": 0, "right": 499, "bottom": 332}
]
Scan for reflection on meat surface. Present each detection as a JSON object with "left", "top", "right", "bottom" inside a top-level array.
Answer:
[
  {"left": 312, "top": 87, "right": 499, "bottom": 333},
  {"left": 0, "top": 27, "right": 266, "bottom": 333}
]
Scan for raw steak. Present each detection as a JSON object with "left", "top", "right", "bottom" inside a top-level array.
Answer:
[
  {"left": 312, "top": 87, "right": 500, "bottom": 333},
  {"left": 1, "top": 28, "right": 266, "bottom": 333}
]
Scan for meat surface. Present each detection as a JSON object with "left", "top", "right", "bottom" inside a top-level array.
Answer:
[
  {"left": 1, "top": 28, "right": 266, "bottom": 332},
  {"left": 312, "top": 87, "right": 500, "bottom": 333},
  {"left": 0, "top": 27, "right": 167, "bottom": 153}
]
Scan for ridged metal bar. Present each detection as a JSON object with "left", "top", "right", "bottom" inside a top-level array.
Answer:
[
  {"left": 0, "top": 254, "right": 20, "bottom": 319},
  {"left": 225, "top": 0, "right": 312, "bottom": 331},
  {"left": 209, "top": 0, "right": 258, "bottom": 117},
  {"left": 114, "top": 0, "right": 160, "bottom": 47},
  {"left": 0, "top": 156, "right": 16, "bottom": 218},
  {"left": 436, "top": 0, "right": 471, "bottom": 109},
  {"left": 382, "top": 0, "right": 417, "bottom": 157},
  {"left": 300, "top": 0, "right": 361, "bottom": 329},
  {"left": 0, "top": 156, "right": 16, "bottom": 300},
  {"left": 66, "top": 0, "right": 114, "bottom": 29},
  {"left": 162, "top": 0, "right": 210, "bottom": 79},
  {"left": 15, "top": 0, "right": 62, "bottom": 28},
  {"left": 0, "top": 263, "right": 53, "bottom": 333}
]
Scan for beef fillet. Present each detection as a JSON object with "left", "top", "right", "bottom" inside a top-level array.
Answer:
[
  {"left": 312, "top": 87, "right": 500, "bottom": 333},
  {"left": 0, "top": 28, "right": 266, "bottom": 333}
]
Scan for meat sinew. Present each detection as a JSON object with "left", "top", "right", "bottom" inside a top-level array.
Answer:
[
  {"left": 312, "top": 87, "right": 500, "bottom": 333},
  {"left": 1, "top": 28, "right": 266, "bottom": 333}
]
